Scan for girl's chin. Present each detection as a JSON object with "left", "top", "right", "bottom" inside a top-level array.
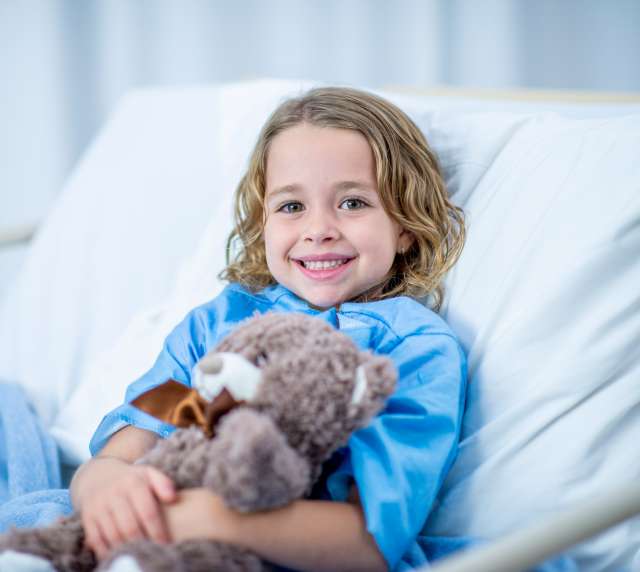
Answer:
[
  {"left": 304, "top": 296, "right": 342, "bottom": 310},
  {"left": 288, "top": 285, "right": 345, "bottom": 310}
]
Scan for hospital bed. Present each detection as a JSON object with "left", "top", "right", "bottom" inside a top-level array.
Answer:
[{"left": 0, "top": 79, "right": 639, "bottom": 571}]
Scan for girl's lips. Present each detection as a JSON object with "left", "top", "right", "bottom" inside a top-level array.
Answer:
[{"left": 293, "top": 257, "right": 355, "bottom": 281}]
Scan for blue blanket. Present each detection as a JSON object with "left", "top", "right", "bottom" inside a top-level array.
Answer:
[{"left": 0, "top": 383, "right": 72, "bottom": 532}]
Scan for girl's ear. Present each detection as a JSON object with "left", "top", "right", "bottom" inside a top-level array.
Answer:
[{"left": 397, "top": 229, "right": 415, "bottom": 254}]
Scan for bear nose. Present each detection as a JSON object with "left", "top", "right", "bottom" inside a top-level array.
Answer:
[{"left": 197, "top": 353, "right": 224, "bottom": 374}]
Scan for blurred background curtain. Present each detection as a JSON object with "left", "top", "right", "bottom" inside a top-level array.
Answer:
[{"left": 1, "top": 0, "right": 639, "bottom": 290}]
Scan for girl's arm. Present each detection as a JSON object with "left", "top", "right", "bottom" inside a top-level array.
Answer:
[{"left": 164, "top": 487, "right": 387, "bottom": 572}]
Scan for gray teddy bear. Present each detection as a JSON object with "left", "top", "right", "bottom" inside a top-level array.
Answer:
[{"left": 0, "top": 312, "right": 397, "bottom": 572}]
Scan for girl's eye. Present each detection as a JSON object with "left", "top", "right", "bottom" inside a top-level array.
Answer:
[
  {"left": 340, "top": 197, "right": 368, "bottom": 210},
  {"left": 278, "top": 201, "right": 304, "bottom": 214}
]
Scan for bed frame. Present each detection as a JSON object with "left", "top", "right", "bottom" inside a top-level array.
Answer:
[
  {"left": 431, "top": 481, "right": 640, "bottom": 571},
  {"left": 0, "top": 224, "right": 36, "bottom": 249},
  {"left": 387, "top": 85, "right": 640, "bottom": 103}
]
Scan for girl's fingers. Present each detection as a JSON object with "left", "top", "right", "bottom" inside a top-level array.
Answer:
[
  {"left": 109, "top": 497, "right": 145, "bottom": 544},
  {"left": 80, "top": 466, "right": 175, "bottom": 558},
  {"left": 130, "top": 485, "right": 170, "bottom": 543},
  {"left": 84, "top": 517, "right": 109, "bottom": 560},
  {"left": 91, "top": 513, "right": 123, "bottom": 558},
  {"left": 145, "top": 467, "right": 176, "bottom": 503}
]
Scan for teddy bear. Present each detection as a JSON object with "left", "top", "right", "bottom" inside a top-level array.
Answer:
[{"left": 0, "top": 312, "right": 397, "bottom": 572}]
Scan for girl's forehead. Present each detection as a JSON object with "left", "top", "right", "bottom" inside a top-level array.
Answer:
[{"left": 265, "top": 124, "right": 377, "bottom": 190}]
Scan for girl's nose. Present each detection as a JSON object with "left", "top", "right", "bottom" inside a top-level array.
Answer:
[{"left": 302, "top": 213, "right": 340, "bottom": 243}]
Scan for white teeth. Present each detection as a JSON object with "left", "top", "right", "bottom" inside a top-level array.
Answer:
[{"left": 302, "top": 259, "right": 348, "bottom": 270}]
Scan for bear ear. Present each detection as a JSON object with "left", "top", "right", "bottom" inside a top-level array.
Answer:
[{"left": 347, "top": 354, "right": 397, "bottom": 424}]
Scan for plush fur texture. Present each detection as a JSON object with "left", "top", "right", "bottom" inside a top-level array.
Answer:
[{"left": 0, "top": 313, "right": 396, "bottom": 571}]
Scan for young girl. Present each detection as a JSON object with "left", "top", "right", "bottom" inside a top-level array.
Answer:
[{"left": 70, "top": 87, "right": 467, "bottom": 572}]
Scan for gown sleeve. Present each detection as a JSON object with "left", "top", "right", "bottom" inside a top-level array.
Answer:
[
  {"left": 325, "top": 330, "right": 467, "bottom": 569},
  {"left": 88, "top": 300, "right": 218, "bottom": 456}
]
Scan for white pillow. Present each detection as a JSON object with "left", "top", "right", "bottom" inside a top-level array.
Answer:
[
  {"left": 50, "top": 214, "right": 232, "bottom": 464},
  {"left": 0, "top": 86, "right": 225, "bottom": 425},
  {"left": 424, "top": 114, "right": 640, "bottom": 570}
]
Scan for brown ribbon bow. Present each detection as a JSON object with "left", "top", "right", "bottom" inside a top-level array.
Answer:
[{"left": 131, "top": 379, "right": 241, "bottom": 438}]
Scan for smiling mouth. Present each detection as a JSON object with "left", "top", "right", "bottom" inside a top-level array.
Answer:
[{"left": 297, "top": 258, "right": 354, "bottom": 271}]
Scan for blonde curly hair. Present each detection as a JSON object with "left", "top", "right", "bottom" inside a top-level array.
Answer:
[{"left": 220, "top": 87, "right": 465, "bottom": 311}]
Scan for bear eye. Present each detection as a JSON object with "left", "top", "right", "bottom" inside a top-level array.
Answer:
[{"left": 255, "top": 351, "right": 268, "bottom": 367}]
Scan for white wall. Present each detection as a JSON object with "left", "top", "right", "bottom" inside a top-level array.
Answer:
[{"left": 1, "top": 0, "right": 639, "bottom": 296}]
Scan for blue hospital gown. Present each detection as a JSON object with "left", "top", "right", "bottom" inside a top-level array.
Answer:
[{"left": 90, "top": 282, "right": 467, "bottom": 570}]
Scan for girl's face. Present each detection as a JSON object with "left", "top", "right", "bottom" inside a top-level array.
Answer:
[{"left": 263, "top": 123, "right": 413, "bottom": 309}]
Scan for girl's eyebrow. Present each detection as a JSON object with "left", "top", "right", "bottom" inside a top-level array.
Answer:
[
  {"left": 266, "top": 184, "right": 301, "bottom": 198},
  {"left": 333, "top": 180, "right": 377, "bottom": 194}
]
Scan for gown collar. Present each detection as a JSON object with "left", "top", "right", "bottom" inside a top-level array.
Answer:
[{"left": 257, "top": 284, "right": 341, "bottom": 327}]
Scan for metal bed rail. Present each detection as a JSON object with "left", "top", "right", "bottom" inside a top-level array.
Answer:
[
  {"left": 0, "top": 223, "right": 37, "bottom": 250},
  {"left": 429, "top": 481, "right": 640, "bottom": 572}
]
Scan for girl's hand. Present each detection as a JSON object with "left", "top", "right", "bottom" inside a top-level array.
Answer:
[
  {"left": 82, "top": 463, "right": 176, "bottom": 560},
  {"left": 162, "top": 488, "right": 238, "bottom": 543}
]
